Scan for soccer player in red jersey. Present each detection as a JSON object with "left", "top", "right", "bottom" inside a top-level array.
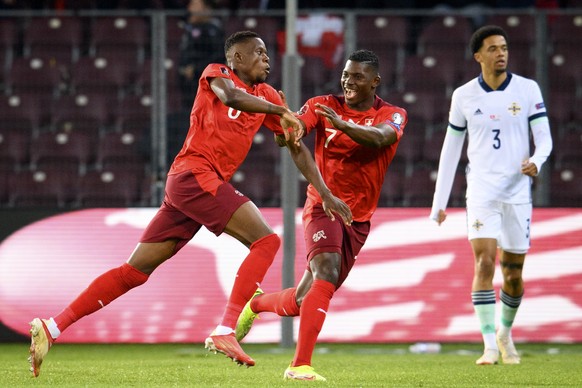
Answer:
[
  {"left": 235, "top": 50, "right": 408, "bottom": 381},
  {"left": 28, "top": 31, "right": 352, "bottom": 377}
]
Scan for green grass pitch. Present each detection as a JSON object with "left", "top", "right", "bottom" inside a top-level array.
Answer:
[{"left": 3, "top": 342, "right": 582, "bottom": 387}]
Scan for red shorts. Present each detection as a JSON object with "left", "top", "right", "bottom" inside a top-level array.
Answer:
[
  {"left": 140, "top": 170, "right": 250, "bottom": 253},
  {"left": 302, "top": 201, "right": 370, "bottom": 289}
]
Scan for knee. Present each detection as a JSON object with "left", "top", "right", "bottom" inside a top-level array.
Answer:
[
  {"left": 474, "top": 255, "right": 495, "bottom": 278},
  {"left": 311, "top": 257, "right": 340, "bottom": 285},
  {"left": 500, "top": 262, "right": 524, "bottom": 289}
]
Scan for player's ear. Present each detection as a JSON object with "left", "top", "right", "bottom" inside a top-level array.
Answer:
[
  {"left": 372, "top": 74, "right": 381, "bottom": 88},
  {"left": 473, "top": 52, "right": 481, "bottom": 64}
]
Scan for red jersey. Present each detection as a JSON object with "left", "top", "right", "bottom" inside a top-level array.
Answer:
[
  {"left": 299, "top": 95, "right": 406, "bottom": 222},
  {"left": 169, "top": 63, "right": 284, "bottom": 181}
]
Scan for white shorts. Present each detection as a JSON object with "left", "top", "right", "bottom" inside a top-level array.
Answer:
[{"left": 466, "top": 200, "right": 532, "bottom": 254}]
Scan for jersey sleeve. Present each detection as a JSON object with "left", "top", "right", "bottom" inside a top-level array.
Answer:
[
  {"left": 296, "top": 96, "right": 324, "bottom": 134},
  {"left": 430, "top": 91, "right": 466, "bottom": 221},
  {"left": 261, "top": 86, "right": 285, "bottom": 135},
  {"left": 200, "top": 63, "right": 233, "bottom": 81},
  {"left": 448, "top": 88, "right": 467, "bottom": 130},
  {"left": 382, "top": 106, "right": 407, "bottom": 141},
  {"left": 527, "top": 80, "right": 553, "bottom": 174}
]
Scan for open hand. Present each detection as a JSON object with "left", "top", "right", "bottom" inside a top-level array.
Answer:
[{"left": 322, "top": 193, "right": 353, "bottom": 226}]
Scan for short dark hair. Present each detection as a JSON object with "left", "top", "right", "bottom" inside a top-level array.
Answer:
[
  {"left": 224, "top": 31, "right": 260, "bottom": 56},
  {"left": 470, "top": 25, "right": 509, "bottom": 54},
  {"left": 348, "top": 49, "right": 379, "bottom": 73}
]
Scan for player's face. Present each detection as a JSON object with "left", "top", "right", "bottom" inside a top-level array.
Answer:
[
  {"left": 340, "top": 60, "right": 379, "bottom": 109},
  {"left": 235, "top": 38, "right": 271, "bottom": 85},
  {"left": 475, "top": 35, "right": 508, "bottom": 75}
]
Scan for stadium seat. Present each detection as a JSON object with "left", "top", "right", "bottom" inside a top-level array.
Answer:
[
  {"left": 486, "top": 14, "right": 536, "bottom": 47},
  {"left": 50, "top": 93, "right": 112, "bottom": 137},
  {"left": 396, "top": 123, "right": 425, "bottom": 165},
  {"left": 135, "top": 57, "right": 185, "bottom": 115},
  {"left": 356, "top": 15, "right": 409, "bottom": 93},
  {"left": 77, "top": 168, "right": 144, "bottom": 207},
  {"left": 484, "top": 14, "right": 536, "bottom": 78},
  {"left": 165, "top": 16, "right": 185, "bottom": 62},
  {"left": 0, "top": 93, "right": 49, "bottom": 135},
  {"left": 417, "top": 16, "right": 473, "bottom": 62},
  {"left": 422, "top": 132, "right": 446, "bottom": 166},
  {"left": 89, "top": 16, "right": 149, "bottom": 65},
  {"left": 401, "top": 54, "right": 458, "bottom": 97},
  {"left": 550, "top": 167, "right": 582, "bottom": 207},
  {"left": 549, "top": 14, "right": 582, "bottom": 53},
  {"left": 379, "top": 167, "right": 404, "bottom": 207},
  {"left": 6, "top": 57, "right": 62, "bottom": 96},
  {"left": 402, "top": 166, "right": 437, "bottom": 207},
  {"left": 30, "top": 131, "right": 94, "bottom": 173},
  {"left": 7, "top": 168, "right": 79, "bottom": 208},
  {"left": 114, "top": 95, "right": 152, "bottom": 135},
  {"left": 0, "top": 127, "right": 32, "bottom": 169},
  {"left": 223, "top": 15, "right": 281, "bottom": 54},
  {"left": 23, "top": 16, "right": 84, "bottom": 66},
  {"left": 69, "top": 56, "right": 136, "bottom": 99},
  {"left": 547, "top": 90, "right": 575, "bottom": 133},
  {"left": 553, "top": 131, "right": 582, "bottom": 169},
  {"left": 96, "top": 130, "right": 148, "bottom": 170},
  {"left": 386, "top": 90, "right": 448, "bottom": 130},
  {"left": 450, "top": 170, "right": 467, "bottom": 207}
]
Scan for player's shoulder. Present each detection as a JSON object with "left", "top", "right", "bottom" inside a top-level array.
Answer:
[
  {"left": 375, "top": 95, "right": 407, "bottom": 116},
  {"left": 508, "top": 72, "right": 540, "bottom": 89},
  {"left": 202, "top": 63, "right": 232, "bottom": 78}
]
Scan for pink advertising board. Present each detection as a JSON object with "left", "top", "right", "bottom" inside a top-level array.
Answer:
[{"left": 1, "top": 208, "right": 581, "bottom": 343}]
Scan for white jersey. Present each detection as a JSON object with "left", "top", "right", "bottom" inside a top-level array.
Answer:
[{"left": 430, "top": 72, "right": 552, "bottom": 218}]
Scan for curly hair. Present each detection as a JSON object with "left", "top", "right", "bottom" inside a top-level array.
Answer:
[
  {"left": 348, "top": 49, "right": 379, "bottom": 73},
  {"left": 224, "top": 30, "right": 260, "bottom": 57},
  {"left": 470, "top": 25, "right": 508, "bottom": 54}
]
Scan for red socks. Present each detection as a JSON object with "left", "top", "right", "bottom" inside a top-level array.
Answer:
[
  {"left": 54, "top": 263, "right": 149, "bottom": 332},
  {"left": 220, "top": 233, "right": 280, "bottom": 329},
  {"left": 292, "top": 279, "right": 335, "bottom": 367},
  {"left": 251, "top": 288, "right": 300, "bottom": 317}
]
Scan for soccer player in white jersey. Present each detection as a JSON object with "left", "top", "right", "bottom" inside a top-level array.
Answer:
[{"left": 430, "top": 25, "right": 553, "bottom": 365}]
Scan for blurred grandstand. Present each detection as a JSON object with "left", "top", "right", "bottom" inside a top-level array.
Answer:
[{"left": 0, "top": 5, "right": 580, "bottom": 209}]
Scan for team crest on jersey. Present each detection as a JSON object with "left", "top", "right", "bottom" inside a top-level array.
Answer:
[
  {"left": 507, "top": 102, "right": 521, "bottom": 116},
  {"left": 365, "top": 118, "right": 374, "bottom": 126},
  {"left": 297, "top": 103, "right": 309, "bottom": 115},
  {"left": 220, "top": 67, "right": 230, "bottom": 76},
  {"left": 391, "top": 112, "right": 403, "bottom": 125},
  {"left": 388, "top": 112, "right": 403, "bottom": 130},
  {"left": 312, "top": 230, "right": 327, "bottom": 242},
  {"left": 472, "top": 219, "right": 484, "bottom": 231}
]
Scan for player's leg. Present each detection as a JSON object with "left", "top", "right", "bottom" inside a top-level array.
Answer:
[
  {"left": 497, "top": 250, "right": 524, "bottom": 365},
  {"left": 29, "top": 184, "right": 200, "bottom": 377},
  {"left": 496, "top": 202, "right": 530, "bottom": 364},
  {"left": 29, "top": 240, "right": 179, "bottom": 377},
  {"left": 292, "top": 252, "right": 339, "bottom": 367},
  {"left": 470, "top": 237, "right": 499, "bottom": 365},
  {"left": 206, "top": 201, "right": 280, "bottom": 366},
  {"left": 235, "top": 271, "right": 309, "bottom": 342},
  {"left": 467, "top": 201, "right": 503, "bottom": 365}
]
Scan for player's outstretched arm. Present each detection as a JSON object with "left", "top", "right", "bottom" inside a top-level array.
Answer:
[
  {"left": 210, "top": 77, "right": 302, "bottom": 145},
  {"left": 277, "top": 134, "right": 353, "bottom": 226},
  {"left": 315, "top": 103, "right": 397, "bottom": 148}
]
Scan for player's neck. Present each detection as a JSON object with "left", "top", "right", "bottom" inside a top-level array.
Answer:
[
  {"left": 346, "top": 96, "right": 375, "bottom": 111},
  {"left": 481, "top": 71, "right": 507, "bottom": 90}
]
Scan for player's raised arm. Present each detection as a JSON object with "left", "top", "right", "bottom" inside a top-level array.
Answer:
[{"left": 315, "top": 103, "right": 401, "bottom": 148}]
